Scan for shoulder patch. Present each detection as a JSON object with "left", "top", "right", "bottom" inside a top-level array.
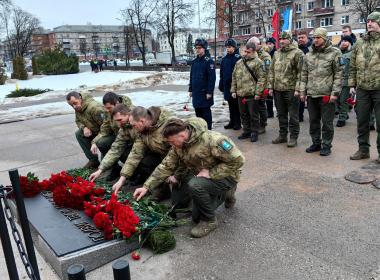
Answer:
[
  {"left": 218, "top": 139, "right": 233, "bottom": 151},
  {"left": 210, "top": 63, "right": 215, "bottom": 69},
  {"left": 339, "top": 57, "right": 345, "bottom": 66},
  {"left": 235, "top": 54, "right": 241, "bottom": 58},
  {"left": 205, "top": 56, "right": 210, "bottom": 61},
  {"left": 264, "top": 59, "right": 271, "bottom": 66}
]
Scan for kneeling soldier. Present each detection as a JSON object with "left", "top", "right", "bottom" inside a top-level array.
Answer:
[
  {"left": 66, "top": 91, "right": 105, "bottom": 168},
  {"left": 133, "top": 117, "right": 245, "bottom": 238}
]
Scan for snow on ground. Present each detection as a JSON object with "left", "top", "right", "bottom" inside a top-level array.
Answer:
[
  {"left": 0, "top": 71, "right": 155, "bottom": 103},
  {"left": 0, "top": 90, "right": 228, "bottom": 124}
]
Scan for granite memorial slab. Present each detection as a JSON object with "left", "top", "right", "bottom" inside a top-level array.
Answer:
[{"left": 10, "top": 191, "right": 138, "bottom": 280}]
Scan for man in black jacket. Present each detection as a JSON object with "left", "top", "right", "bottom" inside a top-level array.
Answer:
[{"left": 219, "top": 38, "right": 241, "bottom": 130}]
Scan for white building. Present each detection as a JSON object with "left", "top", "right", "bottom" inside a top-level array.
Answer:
[{"left": 158, "top": 28, "right": 213, "bottom": 56}]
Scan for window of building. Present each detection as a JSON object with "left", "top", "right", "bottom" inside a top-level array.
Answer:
[
  {"left": 307, "top": 19, "right": 315, "bottom": 28},
  {"left": 255, "top": 11, "right": 261, "bottom": 19},
  {"left": 296, "top": 3, "right": 302, "bottom": 13},
  {"left": 307, "top": 2, "right": 314, "bottom": 11},
  {"left": 242, "top": 27, "right": 251, "bottom": 35},
  {"left": 320, "top": 17, "right": 333, "bottom": 26},
  {"left": 296, "top": 21, "right": 302, "bottom": 29},
  {"left": 233, "top": 15, "right": 238, "bottom": 23},
  {"left": 341, "top": 0, "right": 349, "bottom": 5},
  {"left": 255, "top": 26, "right": 261, "bottom": 34},
  {"left": 341, "top": 15, "right": 349, "bottom": 24},
  {"left": 322, "top": 0, "right": 332, "bottom": 8},
  {"left": 233, "top": 29, "right": 240, "bottom": 36},
  {"left": 267, "top": 9, "right": 273, "bottom": 17},
  {"left": 267, "top": 24, "right": 273, "bottom": 33},
  {"left": 359, "top": 15, "right": 366, "bottom": 23}
]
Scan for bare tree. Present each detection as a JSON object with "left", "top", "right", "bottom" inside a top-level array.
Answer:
[
  {"left": 121, "top": 0, "right": 156, "bottom": 66},
  {"left": 204, "top": 0, "right": 236, "bottom": 38},
  {"left": 154, "top": 0, "right": 194, "bottom": 64},
  {"left": 2, "top": 6, "right": 40, "bottom": 59},
  {"left": 254, "top": 1, "right": 271, "bottom": 38},
  {"left": 350, "top": 0, "right": 380, "bottom": 29}
]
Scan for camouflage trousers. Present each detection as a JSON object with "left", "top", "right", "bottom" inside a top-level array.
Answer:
[
  {"left": 274, "top": 91, "right": 300, "bottom": 139},
  {"left": 75, "top": 129, "right": 115, "bottom": 162},
  {"left": 337, "top": 86, "right": 350, "bottom": 121},
  {"left": 171, "top": 174, "right": 236, "bottom": 222},
  {"left": 355, "top": 89, "right": 380, "bottom": 154},
  {"left": 258, "top": 98, "right": 268, "bottom": 128},
  {"left": 307, "top": 97, "right": 335, "bottom": 149},
  {"left": 238, "top": 96, "right": 260, "bottom": 133}
]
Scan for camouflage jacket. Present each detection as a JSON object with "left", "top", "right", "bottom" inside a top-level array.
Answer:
[
  {"left": 341, "top": 47, "right": 352, "bottom": 87},
  {"left": 75, "top": 93, "right": 104, "bottom": 134},
  {"left": 231, "top": 53, "right": 266, "bottom": 97},
  {"left": 300, "top": 41, "right": 343, "bottom": 97},
  {"left": 92, "top": 95, "right": 132, "bottom": 144},
  {"left": 348, "top": 31, "right": 380, "bottom": 90},
  {"left": 120, "top": 108, "right": 172, "bottom": 178},
  {"left": 268, "top": 43, "right": 303, "bottom": 91},
  {"left": 143, "top": 117, "right": 245, "bottom": 192},
  {"left": 99, "top": 123, "right": 137, "bottom": 171},
  {"left": 257, "top": 48, "right": 271, "bottom": 88}
]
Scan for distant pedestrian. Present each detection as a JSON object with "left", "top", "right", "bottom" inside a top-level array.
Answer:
[
  {"left": 99, "top": 59, "right": 104, "bottom": 72},
  {"left": 94, "top": 59, "right": 99, "bottom": 73},
  {"left": 265, "top": 37, "right": 277, "bottom": 118},
  {"left": 113, "top": 60, "right": 117, "bottom": 71},
  {"left": 300, "top": 28, "right": 343, "bottom": 156},
  {"left": 90, "top": 59, "right": 95, "bottom": 72},
  {"left": 219, "top": 38, "right": 241, "bottom": 130},
  {"left": 189, "top": 38, "right": 216, "bottom": 130}
]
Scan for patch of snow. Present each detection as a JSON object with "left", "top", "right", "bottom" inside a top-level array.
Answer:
[{"left": 0, "top": 71, "right": 155, "bottom": 103}]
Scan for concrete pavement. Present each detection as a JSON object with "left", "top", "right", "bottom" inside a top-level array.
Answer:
[{"left": 0, "top": 107, "right": 379, "bottom": 280}]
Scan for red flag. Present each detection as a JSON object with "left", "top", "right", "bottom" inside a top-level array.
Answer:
[{"left": 272, "top": 10, "right": 280, "bottom": 49}]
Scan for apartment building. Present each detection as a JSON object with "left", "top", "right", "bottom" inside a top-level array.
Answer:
[
  {"left": 53, "top": 25, "right": 153, "bottom": 59},
  {"left": 210, "top": 0, "right": 368, "bottom": 56},
  {"left": 157, "top": 28, "right": 213, "bottom": 56}
]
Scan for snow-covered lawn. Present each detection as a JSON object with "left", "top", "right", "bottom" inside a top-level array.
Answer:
[{"left": 0, "top": 71, "right": 155, "bottom": 103}]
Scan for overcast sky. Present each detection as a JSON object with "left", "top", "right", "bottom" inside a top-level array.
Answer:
[{"left": 12, "top": 0, "right": 210, "bottom": 30}]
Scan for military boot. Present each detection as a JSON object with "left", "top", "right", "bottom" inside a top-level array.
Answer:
[
  {"left": 224, "top": 123, "right": 233, "bottom": 129},
  {"left": 250, "top": 132, "right": 258, "bottom": 142},
  {"left": 350, "top": 150, "right": 370, "bottom": 160},
  {"left": 238, "top": 132, "right": 251, "bottom": 140},
  {"left": 258, "top": 126, "right": 266, "bottom": 134},
  {"left": 272, "top": 135, "right": 287, "bottom": 144},
  {"left": 224, "top": 186, "right": 237, "bottom": 209},
  {"left": 306, "top": 144, "right": 321, "bottom": 153},
  {"left": 287, "top": 138, "right": 297, "bottom": 148},
  {"left": 190, "top": 219, "right": 218, "bottom": 238}
]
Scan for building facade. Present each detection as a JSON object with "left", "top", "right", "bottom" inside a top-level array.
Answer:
[
  {"left": 53, "top": 25, "right": 153, "bottom": 60},
  {"left": 157, "top": 28, "right": 213, "bottom": 56},
  {"left": 210, "top": 0, "right": 369, "bottom": 56}
]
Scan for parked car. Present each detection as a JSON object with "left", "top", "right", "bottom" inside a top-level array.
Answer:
[{"left": 175, "top": 56, "right": 187, "bottom": 66}]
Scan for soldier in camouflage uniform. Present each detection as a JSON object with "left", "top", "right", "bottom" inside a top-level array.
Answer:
[
  {"left": 349, "top": 12, "right": 380, "bottom": 163},
  {"left": 300, "top": 28, "right": 343, "bottom": 156},
  {"left": 268, "top": 31, "right": 303, "bottom": 147},
  {"left": 336, "top": 36, "right": 353, "bottom": 127},
  {"left": 133, "top": 117, "right": 245, "bottom": 238},
  {"left": 66, "top": 91, "right": 105, "bottom": 168},
  {"left": 89, "top": 104, "right": 137, "bottom": 182},
  {"left": 112, "top": 106, "right": 172, "bottom": 198},
  {"left": 90, "top": 92, "right": 132, "bottom": 177},
  {"left": 247, "top": 36, "right": 271, "bottom": 134},
  {"left": 231, "top": 41, "right": 266, "bottom": 142}
]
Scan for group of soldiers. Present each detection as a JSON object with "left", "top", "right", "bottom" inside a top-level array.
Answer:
[
  {"left": 196, "top": 12, "right": 379, "bottom": 161},
  {"left": 66, "top": 91, "right": 245, "bottom": 238},
  {"left": 65, "top": 11, "right": 380, "bottom": 238}
]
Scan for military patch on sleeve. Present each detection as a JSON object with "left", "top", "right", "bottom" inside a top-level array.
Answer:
[
  {"left": 264, "top": 59, "right": 271, "bottom": 66},
  {"left": 218, "top": 139, "right": 233, "bottom": 152},
  {"left": 210, "top": 63, "right": 215, "bottom": 70},
  {"left": 235, "top": 54, "right": 241, "bottom": 58},
  {"left": 339, "top": 57, "right": 345, "bottom": 66},
  {"left": 100, "top": 113, "right": 105, "bottom": 120}
]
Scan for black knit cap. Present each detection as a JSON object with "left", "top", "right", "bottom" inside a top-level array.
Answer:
[{"left": 341, "top": 35, "right": 353, "bottom": 45}]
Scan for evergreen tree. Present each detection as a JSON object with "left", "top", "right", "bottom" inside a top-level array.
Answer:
[{"left": 11, "top": 56, "right": 28, "bottom": 80}]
